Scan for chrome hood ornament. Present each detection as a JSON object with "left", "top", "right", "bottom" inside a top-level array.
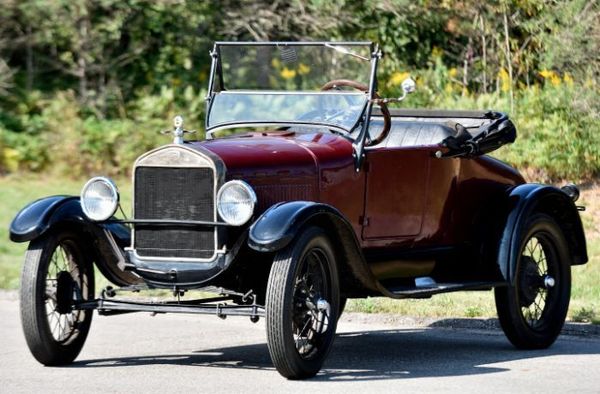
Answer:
[{"left": 161, "top": 115, "right": 196, "bottom": 144}]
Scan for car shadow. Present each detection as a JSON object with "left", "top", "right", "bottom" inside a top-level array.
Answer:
[{"left": 72, "top": 325, "right": 600, "bottom": 381}]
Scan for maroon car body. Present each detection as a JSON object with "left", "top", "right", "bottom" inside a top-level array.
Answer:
[{"left": 10, "top": 42, "right": 588, "bottom": 379}]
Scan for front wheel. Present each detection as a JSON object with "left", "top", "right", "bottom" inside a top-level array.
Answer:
[
  {"left": 265, "top": 227, "right": 340, "bottom": 379},
  {"left": 494, "top": 214, "right": 571, "bottom": 349},
  {"left": 20, "top": 231, "right": 95, "bottom": 365}
]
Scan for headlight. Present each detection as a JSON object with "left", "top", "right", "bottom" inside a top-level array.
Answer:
[
  {"left": 80, "top": 177, "right": 119, "bottom": 221},
  {"left": 217, "top": 180, "right": 257, "bottom": 226}
]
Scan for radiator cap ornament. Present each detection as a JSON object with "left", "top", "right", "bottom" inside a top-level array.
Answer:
[
  {"left": 173, "top": 115, "right": 184, "bottom": 144},
  {"left": 161, "top": 115, "right": 196, "bottom": 144}
]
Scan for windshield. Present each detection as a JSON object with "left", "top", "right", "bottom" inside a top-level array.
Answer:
[{"left": 206, "top": 42, "right": 374, "bottom": 135}]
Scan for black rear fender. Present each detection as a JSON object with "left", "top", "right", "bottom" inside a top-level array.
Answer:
[
  {"left": 10, "top": 196, "right": 140, "bottom": 287},
  {"left": 498, "top": 184, "right": 587, "bottom": 284},
  {"left": 249, "top": 201, "right": 379, "bottom": 295}
]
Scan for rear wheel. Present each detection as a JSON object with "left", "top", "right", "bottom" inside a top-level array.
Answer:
[
  {"left": 266, "top": 227, "right": 339, "bottom": 379},
  {"left": 494, "top": 214, "right": 571, "bottom": 349},
  {"left": 20, "top": 231, "right": 95, "bottom": 365}
]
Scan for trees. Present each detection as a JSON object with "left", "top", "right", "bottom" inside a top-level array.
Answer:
[{"left": 0, "top": 0, "right": 598, "bottom": 178}]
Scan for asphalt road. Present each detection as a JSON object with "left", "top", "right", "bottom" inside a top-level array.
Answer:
[{"left": 1, "top": 299, "right": 599, "bottom": 393}]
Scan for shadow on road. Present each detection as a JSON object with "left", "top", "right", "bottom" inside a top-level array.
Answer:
[{"left": 72, "top": 326, "right": 600, "bottom": 381}]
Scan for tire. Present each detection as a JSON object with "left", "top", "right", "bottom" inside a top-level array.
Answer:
[
  {"left": 20, "top": 231, "right": 95, "bottom": 365},
  {"left": 266, "top": 227, "right": 340, "bottom": 379},
  {"left": 494, "top": 213, "right": 571, "bottom": 349}
]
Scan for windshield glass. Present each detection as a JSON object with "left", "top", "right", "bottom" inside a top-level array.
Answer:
[{"left": 206, "top": 42, "right": 373, "bottom": 134}]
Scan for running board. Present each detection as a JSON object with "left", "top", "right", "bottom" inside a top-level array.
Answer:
[{"left": 383, "top": 280, "right": 504, "bottom": 299}]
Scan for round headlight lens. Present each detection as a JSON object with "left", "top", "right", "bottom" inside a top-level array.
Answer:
[
  {"left": 80, "top": 177, "right": 119, "bottom": 221},
  {"left": 217, "top": 180, "right": 257, "bottom": 226}
]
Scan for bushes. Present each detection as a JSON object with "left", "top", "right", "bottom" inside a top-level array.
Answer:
[
  {"left": 0, "top": 72, "right": 598, "bottom": 181},
  {"left": 385, "top": 61, "right": 600, "bottom": 182},
  {"left": 0, "top": 87, "right": 206, "bottom": 177}
]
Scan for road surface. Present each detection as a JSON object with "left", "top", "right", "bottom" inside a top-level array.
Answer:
[{"left": 1, "top": 299, "right": 599, "bottom": 393}]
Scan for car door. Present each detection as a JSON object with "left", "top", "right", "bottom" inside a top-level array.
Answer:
[{"left": 361, "top": 146, "right": 431, "bottom": 240}]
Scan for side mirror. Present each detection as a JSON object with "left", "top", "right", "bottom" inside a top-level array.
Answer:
[{"left": 401, "top": 78, "right": 416, "bottom": 95}]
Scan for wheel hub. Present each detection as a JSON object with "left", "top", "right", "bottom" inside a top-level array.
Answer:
[
  {"left": 55, "top": 271, "right": 75, "bottom": 314},
  {"left": 519, "top": 256, "right": 541, "bottom": 308}
]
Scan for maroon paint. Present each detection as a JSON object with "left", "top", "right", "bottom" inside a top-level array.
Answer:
[{"left": 190, "top": 129, "right": 524, "bottom": 251}]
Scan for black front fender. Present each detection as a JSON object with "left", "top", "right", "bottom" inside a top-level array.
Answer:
[
  {"left": 10, "top": 196, "right": 77, "bottom": 243},
  {"left": 248, "top": 201, "right": 380, "bottom": 295},
  {"left": 498, "top": 184, "right": 588, "bottom": 284},
  {"left": 248, "top": 201, "right": 346, "bottom": 252},
  {"left": 10, "top": 196, "right": 138, "bottom": 286}
]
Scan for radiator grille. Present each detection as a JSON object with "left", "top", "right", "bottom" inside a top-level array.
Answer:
[{"left": 134, "top": 166, "right": 215, "bottom": 259}]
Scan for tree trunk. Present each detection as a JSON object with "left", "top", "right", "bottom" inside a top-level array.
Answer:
[
  {"left": 26, "top": 24, "right": 34, "bottom": 92},
  {"left": 503, "top": 10, "right": 514, "bottom": 113},
  {"left": 480, "top": 14, "right": 487, "bottom": 94}
]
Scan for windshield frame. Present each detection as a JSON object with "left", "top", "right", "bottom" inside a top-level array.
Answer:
[{"left": 204, "top": 41, "right": 377, "bottom": 139}]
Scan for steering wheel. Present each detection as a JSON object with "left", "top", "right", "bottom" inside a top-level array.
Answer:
[{"left": 321, "top": 79, "right": 391, "bottom": 146}]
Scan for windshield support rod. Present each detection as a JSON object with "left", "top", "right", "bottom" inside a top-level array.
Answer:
[{"left": 352, "top": 45, "right": 381, "bottom": 172}]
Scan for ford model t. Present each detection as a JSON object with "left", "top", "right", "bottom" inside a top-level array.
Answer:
[{"left": 10, "top": 42, "right": 588, "bottom": 379}]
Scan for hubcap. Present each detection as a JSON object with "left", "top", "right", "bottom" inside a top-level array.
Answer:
[{"left": 544, "top": 275, "right": 556, "bottom": 288}]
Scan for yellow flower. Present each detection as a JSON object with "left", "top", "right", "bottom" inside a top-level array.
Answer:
[
  {"left": 550, "top": 74, "right": 561, "bottom": 86},
  {"left": 298, "top": 63, "right": 310, "bottom": 75},
  {"left": 271, "top": 58, "right": 281, "bottom": 68},
  {"left": 563, "top": 73, "right": 574, "bottom": 86},
  {"left": 2, "top": 148, "right": 20, "bottom": 172},
  {"left": 498, "top": 68, "right": 511, "bottom": 92},
  {"left": 444, "top": 83, "right": 453, "bottom": 94},
  {"left": 431, "top": 46, "right": 443, "bottom": 58},
  {"left": 389, "top": 71, "right": 411, "bottom": 86},
  {"left": 539, "top": 69, "right": 555, "bottom": 79},
  {"left": 448, "top": 68, "right": 458, "bottom": 78},
  {"left": 280, "top": 67, "right": 296, "bottom": 80}
]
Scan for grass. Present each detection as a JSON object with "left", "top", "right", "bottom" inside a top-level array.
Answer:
[{"left": 1, "top": 174, "right": 598, "bottom": 323}]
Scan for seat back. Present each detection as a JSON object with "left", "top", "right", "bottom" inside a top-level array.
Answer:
[{"left": 369, "top": 120, "right": 456, "bottom": 148}]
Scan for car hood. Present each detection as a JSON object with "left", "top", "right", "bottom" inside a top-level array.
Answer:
[
  {"left": 186, "top": 131, "right": 355, "bottom": 212},
  {"left": 187, "top": 131, "right": 353, "bottom": 179}
]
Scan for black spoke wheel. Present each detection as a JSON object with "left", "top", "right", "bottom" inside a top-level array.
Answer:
[
  {"left": 495, "top": 214, "right": 571, "bottom": 349},
  {"left": 20, "top": 231, "right": 95, "bottom": 365},
  {"left": 266, "top": 227, "right": 340, "bottom": 379}
]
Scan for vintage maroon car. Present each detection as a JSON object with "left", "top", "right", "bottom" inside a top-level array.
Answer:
[{"left": 10, "top": 42, "right": 588, "bottom": 379}]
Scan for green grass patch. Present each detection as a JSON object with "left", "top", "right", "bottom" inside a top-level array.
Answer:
[
  {"left": 0, "top": 174, "right": 132, "bottom": 289},
  {"left": 1, "top": 175, "right": 598, "bottom": 322}
]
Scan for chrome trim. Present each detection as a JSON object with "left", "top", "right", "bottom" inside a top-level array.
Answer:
[
  {"left": 131, "top": 144, "right": 220, "bottom": 263},
  {"left": 80, "top": 177, "right": 120, "bottom": 221},
  {"left": 136, "top": 145, "right": 214, "bottom": 167},
  {"left": 206, "top": 122, "right": 353, "bottom": 139},
  {"left": 114, "top": 219, "right": 232, "bottom": 227},
  {"left": 217, "top": 90, "right": 366, "bottom": 96},
  {"left": 214, "top": 41, "right": 374, "bottom": 47},
  {"left": 216, "top": 180, "right": 257, "bottom": 226}
]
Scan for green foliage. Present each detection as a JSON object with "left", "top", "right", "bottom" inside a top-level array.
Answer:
[
  {"left": 464, "top": 306, "right": 483, "bottom": 318},
  {"left": 571, "top": 307, "right": 597, "bottom": 324},
  {"left": 0, "top": 0, "right": 598, "bottom": 179}
]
